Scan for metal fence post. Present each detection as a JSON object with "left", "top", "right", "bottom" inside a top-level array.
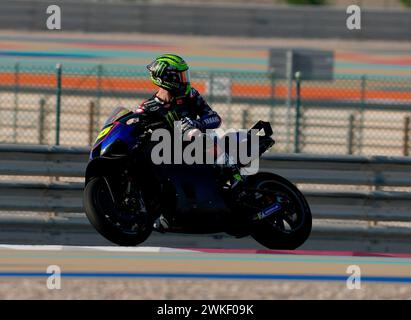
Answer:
[
  {"left": 89, "top": 101, "right": 96, "bottom": 146},
  {"left": 38, "top": 98, "right": 46, "bottom": 145},
  {"left": 209, "top": 71, "right": 214, "bottom": 106},
  {"left": 268, "top": 67, "right": 276, "bottom": 126},
  {"left": 226, "top": 72, "right": 232, "bottom": 128},
  {"left": 294, "top": 71, "right": 302, "bottom": 153},
  {"left": 347, "top": 114, "right": 356, "bottom": 155},
  {"left": 55, "top": 64, "right": 62, "bottom": 146},
  {"left": 96, "top": 64, "right": 103, "bottom": 131},
  {"left": 403, "top": 116, "right": 410, "bottom": 156},
  {"left": 357, "top": 74, "right": 367, "bottom": 154},
  {"left": 285, "top": 50, "right": 293, "bottom": 152},
  {"left": 242, "top": 109, "right": 249, "bottom": 129},
  {"left": 13, "top": 62, "right": 20, "bottom": 143}
]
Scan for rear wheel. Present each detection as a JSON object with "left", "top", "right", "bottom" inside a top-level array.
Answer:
[
  {"left": 243, "top": 173, "right": 312, "bottom": 249},
  {"left": 84, "top": 177, "right": 154, "bottom": 246}
]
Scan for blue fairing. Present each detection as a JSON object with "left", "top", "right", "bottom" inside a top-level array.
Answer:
[
  {"left": 102, "top": 123, "right": 136, "bottom": 154},
  {"left": 90, "top": 122, "right": 137, "bottom": 160}
]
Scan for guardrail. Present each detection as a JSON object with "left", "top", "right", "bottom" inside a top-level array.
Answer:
[
  {"left": 0, "top": 144, "right": 410, "bottom": 249},
  {"left": 2, "top": 145, "right": 411, "bottom": 214}
]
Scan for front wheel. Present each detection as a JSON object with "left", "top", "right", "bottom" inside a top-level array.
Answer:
[
  {"left": 243, "top": 172, "right": 312, "bottom": 250},
  {"left": 84, "top": 177, "right": 154, "bottom": 246}
]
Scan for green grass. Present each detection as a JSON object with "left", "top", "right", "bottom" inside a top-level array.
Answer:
[{"left": 400, "top": 0, "right": 411, "bottom": 7}]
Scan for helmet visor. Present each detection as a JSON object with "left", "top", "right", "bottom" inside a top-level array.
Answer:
[
  {"left": 180, "top": 69, "right": 190, "bottom": 84},
  {"left": 163, "top": 70, "right": 190, "bottom": 89}
]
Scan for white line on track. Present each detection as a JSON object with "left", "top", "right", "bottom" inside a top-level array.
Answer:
[{"left": 0, "top": 244, "right": 197, "bottom": 253}]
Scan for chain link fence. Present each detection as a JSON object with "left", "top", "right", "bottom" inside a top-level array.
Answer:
[{"left": 1, "top": 62, "right": 411, "bottom": 156}]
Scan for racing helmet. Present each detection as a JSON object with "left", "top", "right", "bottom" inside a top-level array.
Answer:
[{"left": 147, "top": 54, "right": 191, "bottom": 96}]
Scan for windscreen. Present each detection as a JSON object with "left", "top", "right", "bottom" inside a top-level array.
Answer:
[{"left": 102, "top": 107, "right": 132, "bottom": 128}]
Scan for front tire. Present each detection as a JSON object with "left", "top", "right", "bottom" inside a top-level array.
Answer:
[
  {"left": 245, "top": 172, "right": 312, "bottom": 250},
  {"left": 84, "top": 177, "right": 153, "bottom": 246}
]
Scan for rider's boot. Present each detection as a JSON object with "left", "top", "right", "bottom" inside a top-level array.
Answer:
[
  {"left": 153, "top": 214, "right": 170, "bottom": 233},
  {"left": 215, "top": 152, "right": 244, "bottom": 188}
]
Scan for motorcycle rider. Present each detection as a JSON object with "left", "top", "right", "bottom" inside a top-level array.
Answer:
[
  {"left": 138, "top": 54, "right": 222, "bottom": 231},
  {"left": 138, "top": 54, "right": 222, "bottom": 133}
]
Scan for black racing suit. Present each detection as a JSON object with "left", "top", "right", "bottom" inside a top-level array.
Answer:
[
  {"left": 137, "top": 87, "right": 222, "bottom": 131},
  {"left": 136, "top": 88, "right": 222, "bottom": 231}
]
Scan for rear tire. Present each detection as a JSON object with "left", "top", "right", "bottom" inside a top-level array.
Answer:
[
  {"left": 246, "top": 173, "right": 312, "bottom": 250},
  {"left": 84, "top": 177, "right": 153, "bottom": 246}
]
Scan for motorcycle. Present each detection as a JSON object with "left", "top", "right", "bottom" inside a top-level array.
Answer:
[{"left": 83, "top": 105, "right": 312, "bottom": 249}]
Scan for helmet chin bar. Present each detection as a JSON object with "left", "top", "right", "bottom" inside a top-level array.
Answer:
[{"left": 156, "top": 80, "right": 189, "bottom": 97}]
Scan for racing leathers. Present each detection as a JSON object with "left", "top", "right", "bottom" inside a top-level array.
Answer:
[
  {"left": 137, "top": 87, "right": 221, "bottom": 132},
  {"left": 137, "top": 87, "right": 222, "bottom": 232}
]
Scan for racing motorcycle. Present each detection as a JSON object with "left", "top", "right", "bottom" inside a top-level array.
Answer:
[{"left": 83, "top": 105, "right": 312, "bottom": 249}]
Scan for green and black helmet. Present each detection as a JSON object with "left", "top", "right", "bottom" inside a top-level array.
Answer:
[{"left": 147, "top": 54, "right": 191, "bottom": 96}]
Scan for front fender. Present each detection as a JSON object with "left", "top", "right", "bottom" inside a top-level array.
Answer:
[{"left": 85, "top": 156, "right": 128, "bottom": 186}]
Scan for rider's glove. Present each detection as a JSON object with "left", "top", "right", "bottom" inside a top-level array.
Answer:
[{"left": 181, "top": 117, "right": 203, "bottom": 133}]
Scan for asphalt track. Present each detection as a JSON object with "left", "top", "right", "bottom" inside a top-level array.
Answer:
[{"left": 1, "top": 245, "right": 411, "bottom": 284}]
